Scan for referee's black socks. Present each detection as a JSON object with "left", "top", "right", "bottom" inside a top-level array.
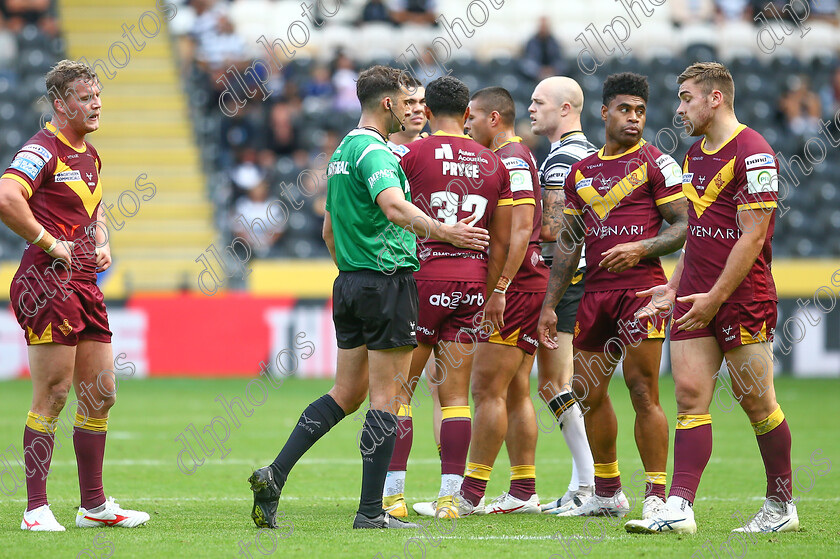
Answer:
[
  {"left": 270, "top": 394, "right": 345, "bottom": 482},
  {"left": 357, "top": 409, "right": 397, "bottom": 518}
]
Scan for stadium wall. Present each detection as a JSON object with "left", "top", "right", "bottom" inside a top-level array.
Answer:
[{"left": 1, "top": 259, "right": 838, "bottom": 379}]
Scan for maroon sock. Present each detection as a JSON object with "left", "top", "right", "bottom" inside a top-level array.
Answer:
[
  {"left": 595, "top": 474, "right": 622, "bottom": 498},
  {"left": 645, "top": 481, "right": 666, "bottom": 500},
  {"left": 74, "top": 427, "right": 107, "bottom": 510},
  {"left": 509, "top": 478, "right": 536, "bottom": 501},
  {"left": 440, "top": 416, "right": 470, "bottom": 475},
  {"left": 756, "top": 419, "right": 792, "bottom": 501},
  {"left": 669, "top": 424, "right": 712, "bottom": 504},
  {"left": 387, "top": 416, "right": 412, "bottom": 472},
  {"left": 23, "top": 426, "right": 54, "bottom": 511},
  {"left": 460, "top": 476, "right": 486, "bottom": 507}
]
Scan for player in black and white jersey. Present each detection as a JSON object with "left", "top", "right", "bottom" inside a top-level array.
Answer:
[{"left": 527, "top": 76, "right": 598, "bottom": 514}]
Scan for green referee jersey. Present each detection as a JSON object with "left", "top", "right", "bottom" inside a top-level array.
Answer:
[{"left": 325, "top": 128, "right": 419, "bottom": 273}]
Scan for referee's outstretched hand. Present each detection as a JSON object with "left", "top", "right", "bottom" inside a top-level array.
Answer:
[{"left": 443, "top": 215, "right": 489, "bottom": 250}]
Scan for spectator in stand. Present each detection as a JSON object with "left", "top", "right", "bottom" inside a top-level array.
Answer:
[
  {"left": 670, "top": 0, "right": 715, "bottom": 26},
  {"left": 819, "top": 66, "right": 840, "bottom": 119},
  {"left": 332, "top": 50, "right": 360, "bottom": 113},
  {"left": 230, "top": 147, "right": 265, "bottom": 202},
  {"left": 265, "top": 102, "right": 300, "bottom": 157},
  {"left": 391, "top": 0, "right": 438, "bottom": 26},
  {"left": 232, "top": 180, "right": 284, "bottom": 258},
  {"left": 0, "top": 0, "right": 59, "bottom": 37},
  {"left": 521, "top": 16, "right": 566, "bottom": 81},
  {"left": 779, "top": 74, "right": 822, "bottom": 138},
  {"left": 302, "top": 65, "right": 334, "bottom": 113},
  {"left": 357, "top": 0, "right": 395, "bottom": 25},
  {"left": 714, "top": 0, "right": 751, "bottom": 22}
]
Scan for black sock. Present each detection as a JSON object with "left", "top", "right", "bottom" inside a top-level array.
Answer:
[
  {"left": 358, "top": 409, "right": 397, "bottom": 517},
  {"left": 548, "top": 391, "right": 577, "bottom": 427},
  {"left": 270, "top": 394, "right": 345, "bottom": 482}
]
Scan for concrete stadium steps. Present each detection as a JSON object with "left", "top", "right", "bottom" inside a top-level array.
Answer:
[{"left": 57, "top": 0, "right": 215, "bottom": 293}]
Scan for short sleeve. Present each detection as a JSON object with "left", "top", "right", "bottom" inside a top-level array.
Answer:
[
  {"left": 563, "top": 167, "right": 585, "bottom": 215},
  {"left": 356, "top": 143, "right": 405, "bottom": 201},
  {"left": 497, "top": 164, "right": 513, "bottom": 206},
  {"left": 2, "top": 143, "right": 55, "bottom": 198},
  {"left": 736, "top": 150, "right": 778, "bottom": 211},
  {"left": 649, "top": 152, "right": 685, "bottom": 206},
  {"left": 503, "top": 156, "right": 535, "bottom": 207},
  {"left": 541, "top": 152, "right": 578, "bottom": 190}
]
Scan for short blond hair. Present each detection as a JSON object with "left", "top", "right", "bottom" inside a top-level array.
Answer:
[
  {"left": 45, "top": 60, "right": 98, "bottom": 103},
  {"left": 677, "top": 62, "right": 735, "bottom": 108}
]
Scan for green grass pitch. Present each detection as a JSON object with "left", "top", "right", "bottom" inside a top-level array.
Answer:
[{"left": 0, "top": 376, "right": 837, "bottom": 558}]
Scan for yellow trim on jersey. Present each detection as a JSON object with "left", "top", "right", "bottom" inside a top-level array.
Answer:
[
  {"left": 27, "top": 324, "right": 53, "bottom": 344},
  {"left": 571, "top": 271, "right": 584, "bottom": 285},
  {"left": 597, "top": 140, "right": 644, "bottom": 160},
  {"left": 737, "top": 201, "right": 777, "bottom": 211},
  {"left": 465, "top": 462, "right": 492, "bottom": 481},
  {"left": 26, "top": 411, "right": 59, "bottom": 434},
  {"left": 45, "top": 122, "right": 87, "bottom": 153},
  {"left": 655, "top": 192, "right": 685, "bottom": 206},
  {"left": 563, "top": 207, "right": 584, "bottom": 215},
  {"left": 75, "top": 413, "right": 108, "bottom": 431},
  {"left": 752, "top": 406, "right": 784, "bottom": 435},
  {"left": 53, "top": 159, "right": 102, "bottom": 218},
  {"left": 575, "top": 164, "right": 648, "bottom": 220},
  {"left": 510, "top": 465, "right": 536, "bottom": 480},
  {"left": 594, "top": 461, "right": 620, "bottom": 478},
  {"left": 432, "top": 130, "right": 471, "bottom": 139},
  {"left": 494, "top": 136, "right": 523, "bottom": 151},
  {"left": 397, "top": 404, "right": 412, "bottom": 418},
  {"left": 441, "top": 406, "right": 471, "bottom": 420},
  {"left": 2, "top": 172, "right": 33, "bottom": 197},
  {"left": 740, "top": 321, "right": 768, "bottom": 344},
  {"left": 488, "top": 327, "right": 520, "bottom": 346},
  {"left": 645, "top": 319, "right": 666, "bottom": 339},
  {"left": 682, "top": 157, "right": 735, "bottom": 218},
  {"left": 700, "top": 124, "right": 746, "bottom": 155},
  {"left": 497, "top": 198, "right": 513, "bottom": 206},
  {"left": 512, "top": 198, "right": 536, "bottom": 206},
  {"left": 645, "top": 472, "right": 667, "bottom": 485},
  {"left": 675, "top": 413, "right": 711, "bottom": 430}
]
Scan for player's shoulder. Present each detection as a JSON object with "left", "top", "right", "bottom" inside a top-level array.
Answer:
[
  {"left": 639, "top": 141, "right": 680, "bottom": 174},
  {"left": 6, "top": 128, "right": 58, "bottom": 180},
  {"left": 735, "top": 126, "right": 775, "bottom": 157}
]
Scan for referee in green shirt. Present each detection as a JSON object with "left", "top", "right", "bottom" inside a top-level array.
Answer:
[{"left": 249, "top": 65, "right": 489, "bottom": 530}]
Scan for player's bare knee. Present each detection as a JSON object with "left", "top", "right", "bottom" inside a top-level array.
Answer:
[
  {"left": 737, "top": 392, "right": 777, "bottom": 422},
  {"left": 674, "top": 382, "right": 706, "bottom": 413},
  {"left": 329, "top": 387, "right": 366, "bottom": 415},
  {"left": 40, "top": 382, "right": 72, "bottom": 414}
]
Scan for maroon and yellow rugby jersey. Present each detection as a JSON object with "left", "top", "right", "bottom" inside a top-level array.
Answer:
[
  {"left": 494, "top": 137, "right": 549, "bottom": 293},
  {"left": 564, "top": 139, "right": 684, "bottom": 292},
  {"left": 679, "top": 125, "right": 778, "bottom": 302},
  {"left": 397, "top": 131, "right": 512, "bottom": 282},
  {"left": 3, "top": 122, "right": 102, "bottom": 282}
]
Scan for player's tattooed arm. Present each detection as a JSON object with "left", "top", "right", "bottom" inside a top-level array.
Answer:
[
  {"left": 641, "top": 197, "right": 689, "bottom": 258},
  {"left": 544, "top": 213, "right": 585, "bottom": 310},
  {"left": 540, "top": 187, "right": 565, "bottom": 242},
  {"left": 599, "top": 198, "right": 688, "bottom": 273}
]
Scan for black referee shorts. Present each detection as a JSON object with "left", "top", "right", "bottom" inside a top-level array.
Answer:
[
  {"left": 555, "top": 270, "right": 585, "bottom": 334},
  {"left": 333, "top": 269, "right": 419, "bottom": 350}
]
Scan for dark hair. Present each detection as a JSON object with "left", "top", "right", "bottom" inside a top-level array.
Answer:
[
  {"left": 602, "top": 72, "right": 649, "bottom": 107},
  {"left": 356, "top": 65, "right": 410, "bottom": 110},
  {"left": 470, "top": 86, "right": 515, "bottom": 125},
  {"left": 425, "top": 76, "right": 469, "bottom": 117}
]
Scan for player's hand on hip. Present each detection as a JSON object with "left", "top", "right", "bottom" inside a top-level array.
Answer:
[
  {"left": 485, "top": 291, "right": 505, "bottom": 332},
  {"left": 675, "top": 292, "right": 720, "bottom": 331},
  {"left": 48, "top": 240, "right": 75, "bottom": 267},
  {"left": 599, "top": 241, "right": 644, "bottom": 273},
  {"left": 95, "top": 244, "right": 112, "bottom": 272},
  {"left": 445, "top": 215, "right": 489, "bottom": 250},
  {"left": 538, "top": 306, "right": 559, "bottom": 350},
  {"left": 635, "top": 283, "right": 676, "bottom": 321}
]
